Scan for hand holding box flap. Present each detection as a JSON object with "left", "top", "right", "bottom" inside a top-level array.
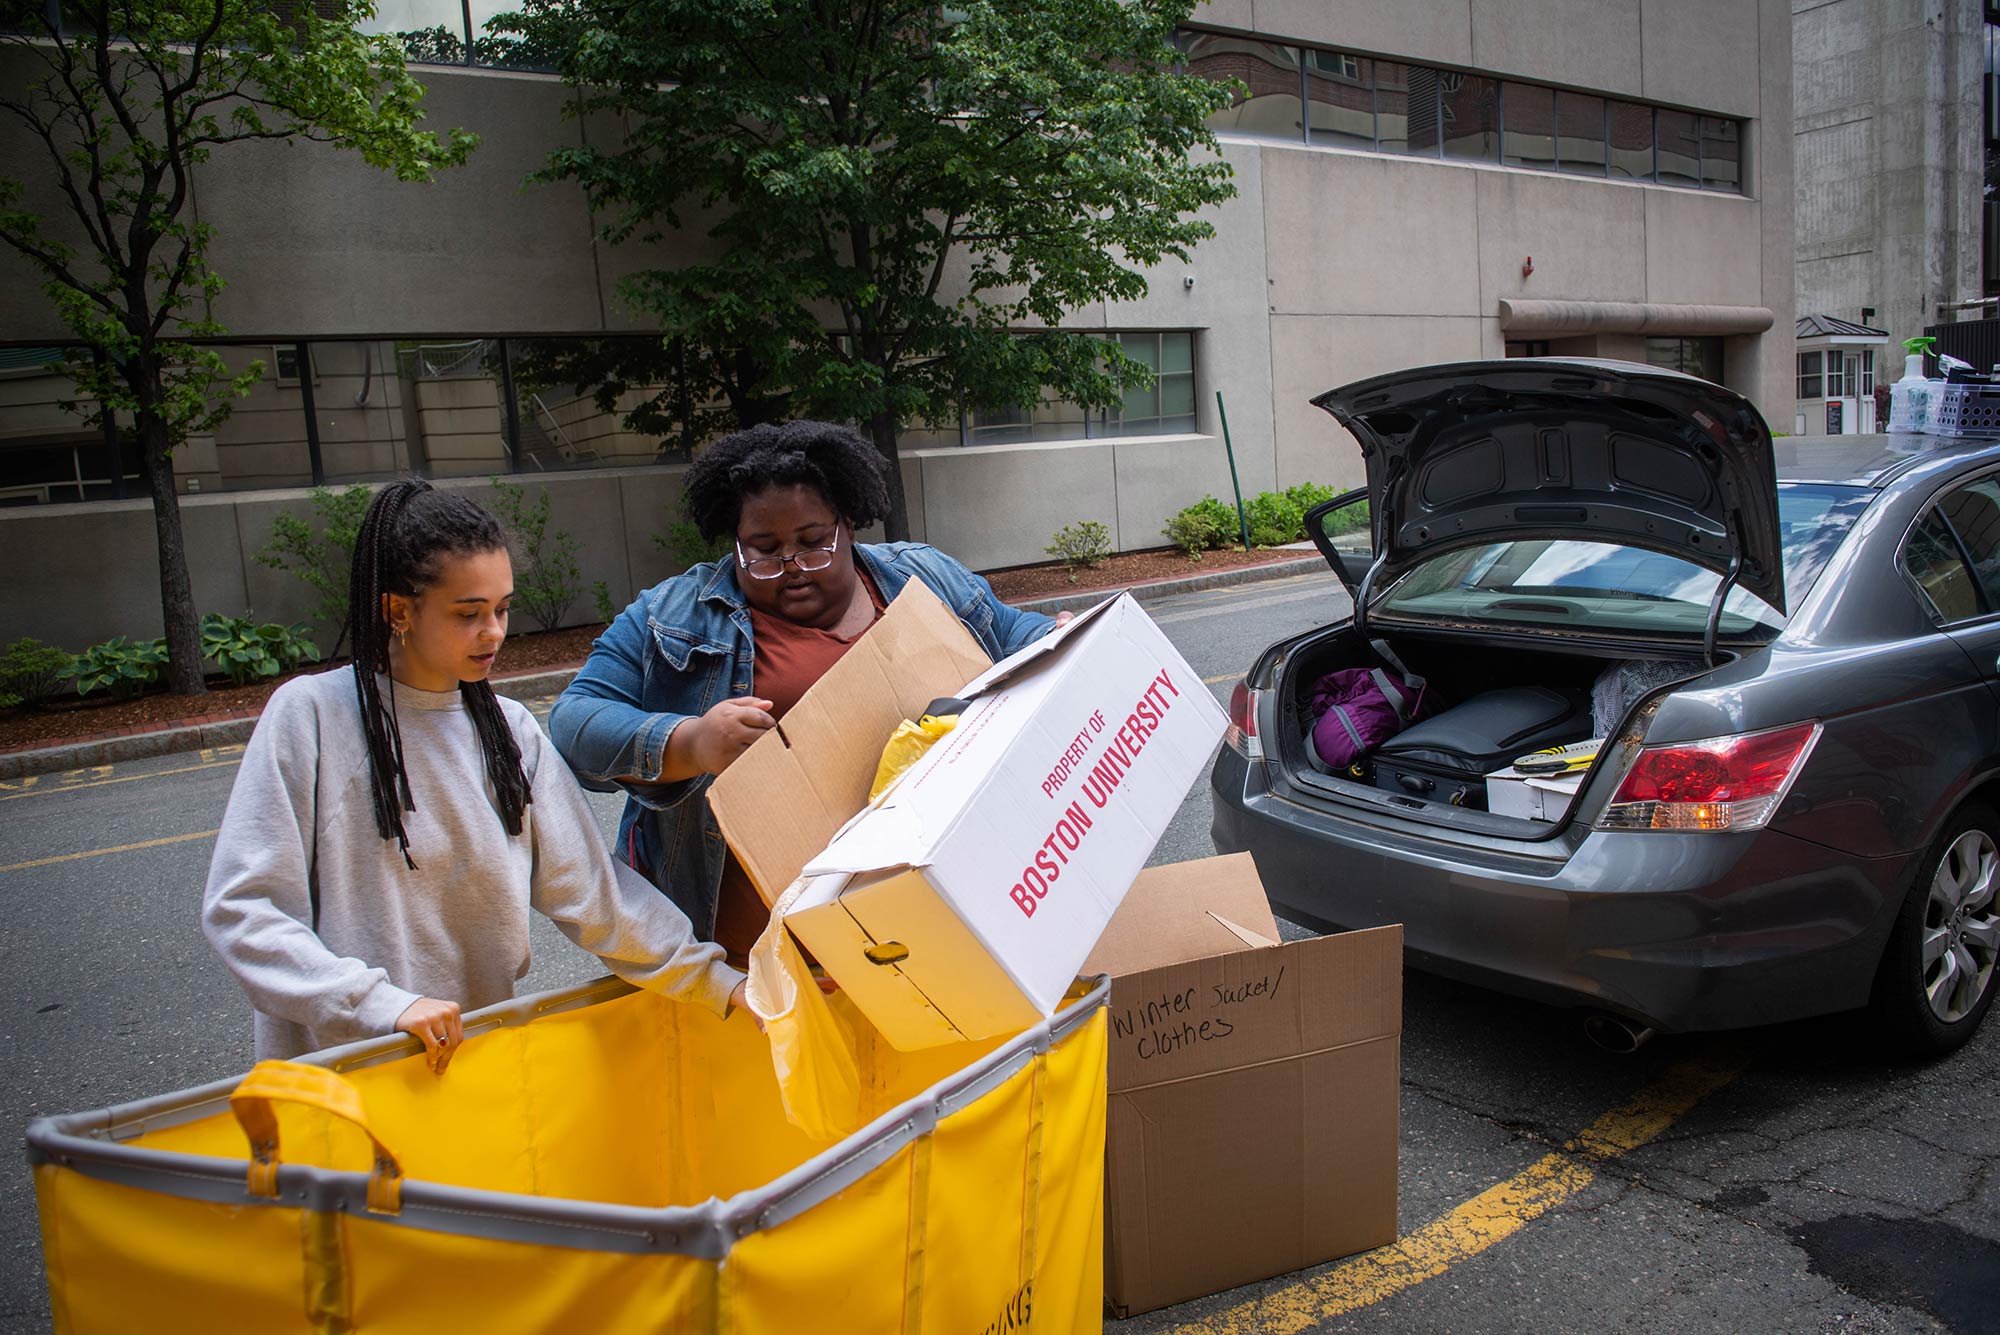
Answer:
[{"left": 710, "top": 579, "right": 992, "bottom": 905}]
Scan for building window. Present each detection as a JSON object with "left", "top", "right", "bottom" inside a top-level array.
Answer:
[
  {"left": 1555, "top": 91, "right": 1608, "bottom": 176},
  {"left": 1373, "top": 60, "right": 1438, "bottom": 156},
  {"left": 1824, "top": 355, "right": 1845, "bottom": 399},
  {"left": 1173, "top": 28, "right": 1741, "bottom": 193},
  {"left": 1505, "top": 340, "right": 1552, "bottom": 358},
  {"left": 1646, "top": 336, "right": 1723, "bottom": 383},
  {"left": 1797, "top": 351, "right": 1824, "bottom": 400},
  {"left": 1861, "top": 349, "right": 1876, "bottom": 396},
  {"left": 1441, "top": 73, "right": 1500, "bottom": 161},
  {"left": 1607, "top": 101, "right": 1655, "bottom": 180},
  {"left": 1178, "top": 33, "right": 1304, "bottom": 143},
  {"left": 1655, "top": 109, "right": 1701, "bottom": 187},
  {"left": 959, "top": 332, "right": 1197, "bottom": 445},
  {"left": 1305, "top": 49, "right": 1374, "bottom": 149},
  {"left": 1501, "top": 82, "right": 1557, "bottom": 170},
  {"left": 272, "top": 346, "right": 313, "bottom": 386},
  {"left": 1107, "top": 332, "right": 1197, "bottom": 437}
]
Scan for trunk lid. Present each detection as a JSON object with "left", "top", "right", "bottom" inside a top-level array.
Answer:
[{"left": 1311, "top": 358, "right": 1786, "bottom": 617}]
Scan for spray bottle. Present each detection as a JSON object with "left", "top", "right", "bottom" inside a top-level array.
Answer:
[{"left": 1887, "top": 336, "right": 1938, "bottom": 434}]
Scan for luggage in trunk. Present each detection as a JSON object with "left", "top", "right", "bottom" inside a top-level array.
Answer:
[{"left": 1370, "top": 686, "right": 1590, "bottom": 808}]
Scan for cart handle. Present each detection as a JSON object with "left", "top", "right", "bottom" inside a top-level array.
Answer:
[{"left": 230, "top": 1060, "right": 403, "bottom": 1215}]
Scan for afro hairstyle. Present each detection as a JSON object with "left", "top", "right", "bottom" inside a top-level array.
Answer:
[{"left": 681, "top": 420, "right": 892, "bottom": 541}]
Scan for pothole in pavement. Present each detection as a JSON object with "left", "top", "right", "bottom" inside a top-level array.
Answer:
[{"left": 1791, "top": 1214, "right": 2000, "bottom": 1332}]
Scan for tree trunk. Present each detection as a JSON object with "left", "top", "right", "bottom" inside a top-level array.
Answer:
[
  {"left": 137, "top": 412, "right": 207, "bottom": 697},
  {"left": 870, "top": 409, "right": 911, "bottom": 543}
]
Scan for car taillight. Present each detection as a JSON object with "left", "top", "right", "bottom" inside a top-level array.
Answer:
[
  {"left": 1599, "top": 722, "right": 1820, "bottom": 832},
  {"left": 1226, "top": 680, "right": 1262, "bottom": 759}
]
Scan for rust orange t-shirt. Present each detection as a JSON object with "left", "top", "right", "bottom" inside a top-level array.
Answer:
[{"left": 712, "top": 571, "right": 888, "bottom": 963}]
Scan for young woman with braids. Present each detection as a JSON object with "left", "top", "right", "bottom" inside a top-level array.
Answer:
[
  {"left": 552, "top": 420, "right": 1067, "bottom": 966},
  {"left": 203, "top": 481, "right": 746, "bottom": 1071}
]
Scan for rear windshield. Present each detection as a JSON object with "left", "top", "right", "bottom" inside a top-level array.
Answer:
[{"left": 1376, "top": 483, "right": 1872, "bottom": 639}]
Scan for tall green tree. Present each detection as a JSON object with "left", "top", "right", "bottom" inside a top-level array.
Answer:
[
  {"left": 503, "top": 0, "right": 1235, "bottom": 541},
  {"left": 0, "top": 2, "right": 475, "bottom": 694}
]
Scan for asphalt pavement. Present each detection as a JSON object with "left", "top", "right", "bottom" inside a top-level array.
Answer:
[{"left": 2, "top": 569, "right": 1996, "bottom": 1333}]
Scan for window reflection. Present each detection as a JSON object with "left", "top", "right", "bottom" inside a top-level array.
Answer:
[
  {"left": 1501, "top": 82, "right": 1556, "bottom": 170},
  {"left": 1440, "top": 73, "right": 1498, "bottom": 161},
  {"left": 1555, "top": 91, "right": 1607, "bottom": 176},
  {"left": 1306, "top": 50, "right": 1374, "bottom": 149},
  {"left": 1179, "top": 34, "right": 1304, "bottom": 142},
  {"left": 1655, "top": 108, "right": 1701, "bottom": 186},
  {"left": 1699, "top": 117, "right": 1739, "bottom": 191},
  {"left": 1607, "top": 101, "right": 1654, "bottom": 180},
  {"left": 1376, "top": 61, "right": 1437, "bottom": 156}
]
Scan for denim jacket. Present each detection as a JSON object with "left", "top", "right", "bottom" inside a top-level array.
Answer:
[{"left": 549, "top": 542, "right": 1055, "bottom": 937}]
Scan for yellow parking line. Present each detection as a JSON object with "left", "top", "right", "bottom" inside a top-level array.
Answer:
[
  {"left": 0, "top": 757, "right": 241, "bottom": 802},
  {"left": 1202, "top": 672, "right": 1243, "bottom": 685},
  {"left": 1169, "top": 1049, "right": 1748, "bottom": 1334},
  {"left": 0, "top": 828, "right": 219, "bottom": 874}
]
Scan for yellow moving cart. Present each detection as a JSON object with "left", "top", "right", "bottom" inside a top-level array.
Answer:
[{"left": 28, "top": 976, "right": 1108, "bottom": 1333}]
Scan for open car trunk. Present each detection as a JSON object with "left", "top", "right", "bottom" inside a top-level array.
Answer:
[{"left": 1270, "top": 624, "right": 1716, "bottom": 835}]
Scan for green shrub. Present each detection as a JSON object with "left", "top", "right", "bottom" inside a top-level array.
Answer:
[
  {"left": 654, "top": 520, "right": 730, "bottom": 571},
  {"left": 592, "top": 580, "right": 619, "bottom": 624},
  {"left": 1163, "top": 509, "right": 1224, "bottom": 558},
  {"left": 1244, "top": 491, "right": 1304, "bottom": 547},
  {"left": 1282, "top": 481, "right": 1341, "bottom": 516},
  {"left": 491, "top": 478, "right": 584, "bottom": 632},
  {"left": 257, "top": 484, "right": 371, "bottom": 658},
  {"left": 200, "top": 612, "right": 320, "bottom": 687},
  {"left": 1046, "top": 520, "right": 1113, "bottom": 583},
  {"left": 0, "top": 637, "right": 74, "bottom": 709},
  {"left": 65, "top": 637, "right": 168, "bottom": 699},
  {"left": 1320, "top": 499, "right": 1369, "bottom": 538}
]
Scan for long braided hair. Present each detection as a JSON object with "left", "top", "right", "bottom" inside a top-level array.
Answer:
[{"left": 346, "top": 480, "right": 532, "bottom": 869}]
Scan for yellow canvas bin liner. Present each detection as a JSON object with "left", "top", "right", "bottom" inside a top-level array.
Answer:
[{"left": 28, "top": 973, "right": 1108, "bottom": 1334}]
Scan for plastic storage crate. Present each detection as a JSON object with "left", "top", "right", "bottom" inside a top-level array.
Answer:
[
  {"left": 1933, "top": 383, "right": 2000, "bottom": 438},
  {"left": 27, "top": 975, "right": 1108, "bottom": 1333}
]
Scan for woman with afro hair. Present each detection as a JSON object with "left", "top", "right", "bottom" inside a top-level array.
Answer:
[{"left": 551, "top": 420, "right": 1062, "bottom": 964}]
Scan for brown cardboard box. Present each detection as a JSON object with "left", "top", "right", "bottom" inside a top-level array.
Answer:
[{"left": 1085, "top": 853, "right": 1402, "bottom": 1318}]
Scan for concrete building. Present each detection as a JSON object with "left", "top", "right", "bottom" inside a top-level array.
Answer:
[
  {"left": 1791, "top": 0, "right": 1988, "bottom": 379},
  {"left": 0, "top": 1, "right": 1795, "bottom": 653}
]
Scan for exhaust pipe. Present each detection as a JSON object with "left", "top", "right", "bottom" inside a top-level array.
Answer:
[{"left": 1582, "top": 1011, "right": 1657, "bottom": 1054}]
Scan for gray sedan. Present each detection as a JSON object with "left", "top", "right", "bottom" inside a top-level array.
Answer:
[{"left": 1212, "top": 359, "right": 2000, "bottom": 1057}]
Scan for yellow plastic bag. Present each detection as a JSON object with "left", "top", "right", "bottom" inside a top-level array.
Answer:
[
  {"left": 868, "top": 713, "right": 958, "bottom": 801},
  {"left": 746, "top": 878, "right": 864, "bottom": 1140}
]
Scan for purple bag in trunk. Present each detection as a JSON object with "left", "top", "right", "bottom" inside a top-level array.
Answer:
[{"left": 1306, "top": 662, "right": 1435, "bottom": 773}]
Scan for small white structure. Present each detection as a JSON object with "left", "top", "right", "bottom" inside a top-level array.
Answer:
[{"left": 1795, "top": 315, "right": 1889, "bottom": 435}]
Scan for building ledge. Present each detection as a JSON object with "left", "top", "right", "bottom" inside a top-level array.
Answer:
[{"left": 1498, "top": 299, "right": 1775, "bottom": 336}]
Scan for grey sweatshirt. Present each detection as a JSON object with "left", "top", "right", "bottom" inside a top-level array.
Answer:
[{"left": 202, "top": 666, "right": 744, "bottom": 1059}]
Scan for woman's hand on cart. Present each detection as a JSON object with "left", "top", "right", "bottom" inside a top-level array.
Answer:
[{"left": 396, "top": 996, "right": 464, "bottom": 1075}]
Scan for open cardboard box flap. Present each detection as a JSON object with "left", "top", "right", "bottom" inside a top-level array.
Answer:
[
  {"left": 708, "top": 578, "right": 993, "bottom": 906},
  {"left": 1084, "top": 852, "right": 1281, "bottom": 977}
]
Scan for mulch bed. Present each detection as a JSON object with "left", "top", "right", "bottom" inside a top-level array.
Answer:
[
  {"left": 2, "top": 546, "right": 1324, "bottom": 755},
  {"left": 982, "top": 545, "right": 1311, "bottom": 603}
]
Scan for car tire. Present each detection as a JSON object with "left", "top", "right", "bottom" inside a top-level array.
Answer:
[{"left": 1871, "top": 802, "right": 2000, "bottom": 1059}]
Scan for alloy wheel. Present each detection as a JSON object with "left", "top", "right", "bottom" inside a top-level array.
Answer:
[{"left": 1922, "top": 828, "right": 2000, "bottom": 1024}]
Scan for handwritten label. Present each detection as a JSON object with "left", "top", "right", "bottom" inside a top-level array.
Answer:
[{"left": 1110, "top": 965, "right": 1286, "bottom": 1063}]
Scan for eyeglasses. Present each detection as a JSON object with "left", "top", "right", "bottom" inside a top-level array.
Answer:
[{"left": 735, "top": 528, "right": 843, "bottom": 580}]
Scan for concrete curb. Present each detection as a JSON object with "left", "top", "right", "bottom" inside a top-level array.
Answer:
[
  {"left": 1010, "top": 552, "right": 1331, "bottom": 617},
  {"left": 0, "top": 554, "right": 1340, "bottom": 781},
  {"left": 0, "top": 667, "right": 584, "bottom": 782}
]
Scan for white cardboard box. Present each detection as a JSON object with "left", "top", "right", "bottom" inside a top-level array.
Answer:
[
  {"left": 784, "top": 593, "right": 1228, "bottom": 1049},
  {"left": 1496, "top": 739, "right": 1600, "bottom": 823}
]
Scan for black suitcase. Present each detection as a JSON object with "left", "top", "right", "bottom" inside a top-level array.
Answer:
[{"left": 1371, "top": 686, "right": 1589, "bottom": 808}]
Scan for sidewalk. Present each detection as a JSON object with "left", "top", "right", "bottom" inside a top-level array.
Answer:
[{"left": 0, "top": 549, "right": 1334, "bottom": 781}]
